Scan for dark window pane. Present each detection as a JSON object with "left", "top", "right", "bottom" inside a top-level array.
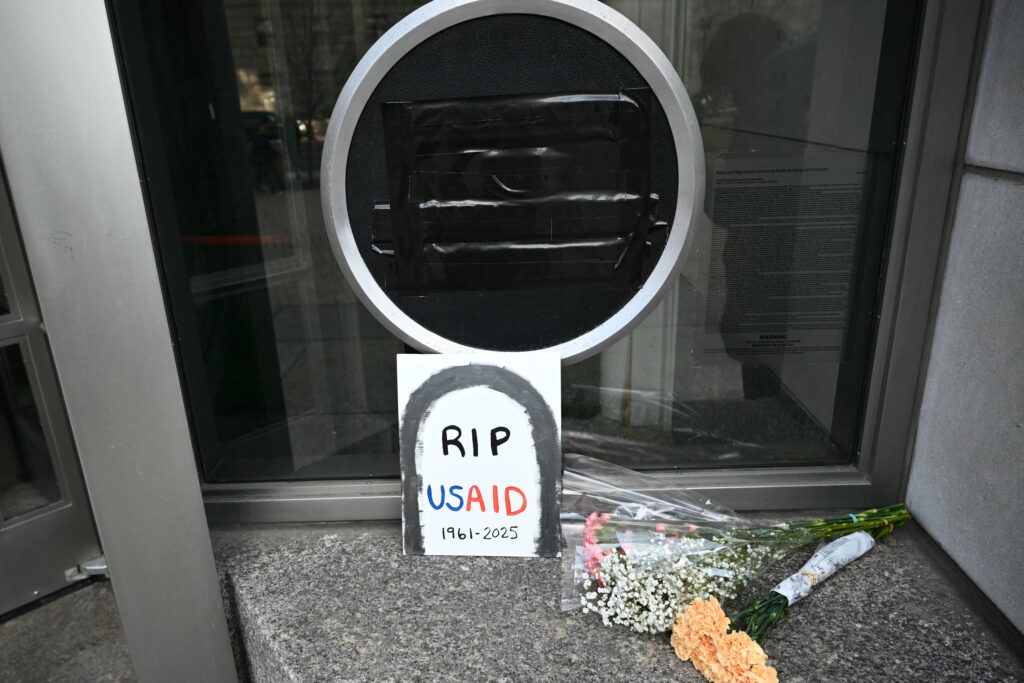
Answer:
[{"left": 0, "top": 343, "right": 59, "bottom": 520}]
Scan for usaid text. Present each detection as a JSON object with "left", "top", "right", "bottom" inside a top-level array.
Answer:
[{"left": 424, "top": 425, "right": 527, "bottom": 516}]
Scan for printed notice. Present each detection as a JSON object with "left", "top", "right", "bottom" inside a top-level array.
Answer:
[
  {"left": 701, "top": 151, "right": 868, "bottom": 361},
  {"left": 397, "top": 354, "right": 562, "bottom": 557}
]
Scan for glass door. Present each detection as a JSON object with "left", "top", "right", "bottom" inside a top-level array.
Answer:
[
  {"left": 0, "top": 164, "right": 100, "bottom": 615},
  {"left": 109, "top": 0, "right": 921, "bottom": 514}
]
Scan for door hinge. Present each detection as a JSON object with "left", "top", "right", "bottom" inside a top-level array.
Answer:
[{"left": 65, "top": 555, "right": 109, "bottom": 582}]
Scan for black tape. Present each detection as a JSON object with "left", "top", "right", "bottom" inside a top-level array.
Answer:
[{"left": 373, "top": 89, "right": 663, "bottom": 294}]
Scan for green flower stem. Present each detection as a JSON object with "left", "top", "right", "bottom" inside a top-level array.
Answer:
[
  {"left": 728, "top": 591, "right": 789, "bottom": 643},
  {"left": 727, "top": 504, "right": 911, "bottom": 643},
  {"left": 587, "top": 504, "right": 911, "bottom": 548},
  {"left": 786, "top": 503, "right": 910, "bottom": 542},
  {"left": 728, "top": 503, "right": 910, "bottom": 546}
]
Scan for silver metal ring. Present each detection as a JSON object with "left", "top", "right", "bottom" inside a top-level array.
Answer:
[{"left": 321, "top": 0, "right": 704, "bottom": 364}]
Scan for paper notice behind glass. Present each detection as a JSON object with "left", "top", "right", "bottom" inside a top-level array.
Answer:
[{"left": 701, "top": 149, "right": 868, "bottom": 362}]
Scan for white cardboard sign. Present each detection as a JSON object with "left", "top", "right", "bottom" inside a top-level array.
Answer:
[{"left": 397, "top": 354, "right": 562, "bottom": 557}]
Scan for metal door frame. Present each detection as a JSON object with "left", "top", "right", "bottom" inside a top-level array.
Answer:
[
  {"left": 0, "top": 171, "right": 100, "bottom": 615},
  {"left": 0, "top": 1, "right": 237, "bottom": 680}
]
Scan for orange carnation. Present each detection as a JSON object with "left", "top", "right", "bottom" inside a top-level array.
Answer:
[{"left": 671, "top": 598, "right": 778, "bottom": 683}]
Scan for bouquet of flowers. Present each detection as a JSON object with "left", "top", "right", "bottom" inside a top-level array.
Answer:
[
  {"left": 671, "top": 531, "right": 882, "bottom": 683},
  {"left": 574, "top": 515, "right": 798, "bottom": 633},
  {"left": 561, "top": 454, "right": 910, "bottom": 635}
]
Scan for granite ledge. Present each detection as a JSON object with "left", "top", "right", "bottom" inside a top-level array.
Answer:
[{"left": 212, "top": 521, "right": 1024, "bottom": 682}]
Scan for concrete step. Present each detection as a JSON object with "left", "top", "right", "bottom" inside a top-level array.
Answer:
[{"left": 212, "top": 521, "right": 1024, "bottom": 682}]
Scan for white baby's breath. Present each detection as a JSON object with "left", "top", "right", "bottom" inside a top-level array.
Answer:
[{"left": 579, "top": 532, "right": 784, "bottom": 634}]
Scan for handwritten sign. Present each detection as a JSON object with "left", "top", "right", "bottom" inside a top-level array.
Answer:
[{"left": 397, "top": 354, "right": 562, "bottom": 557}]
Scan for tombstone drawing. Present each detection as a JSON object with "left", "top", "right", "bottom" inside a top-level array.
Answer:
[{"left": 398, "top": 358, "right": 561, "bottom": 557}]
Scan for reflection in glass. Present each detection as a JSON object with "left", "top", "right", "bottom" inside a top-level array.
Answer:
[
  {"left": 0, "top": 344, "right": 59, "bottom": 521},
  {"left": 116, "top": 0, "right": 916, "bottom": 481},
  {"left": 563, "top": 0, "right": 915, "bottom": 470}
]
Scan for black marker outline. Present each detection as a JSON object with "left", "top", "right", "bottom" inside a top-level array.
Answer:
[{"left": 400, "top": 363, "right": 561, "bottom": 556}]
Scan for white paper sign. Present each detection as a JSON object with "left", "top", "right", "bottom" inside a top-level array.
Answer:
[
  {"left": 701, "top": 149, "right": 868, "bottom": 362},
  {"left": 397, "top": 353, "right": 562, "bottom": 557}
]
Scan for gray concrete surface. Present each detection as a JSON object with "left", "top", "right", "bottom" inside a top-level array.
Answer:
[
  {"left": 906, "top": 171, "right": 1024, "bottom": 635},
  {"left": 212, "top": 521, "right": 1024, "bottom": 682},
  {"left": 0, "top": 581, "right": 134, "bottom": 683},
  {"left": 965, "top": 0, "right": 1024, "bottom": 174},
  {"left": 906, "top": 0, "right": 1024, "bottom": 636},
  {"left": 3, "top": 520, "right": 1021, "bottom": 682}
]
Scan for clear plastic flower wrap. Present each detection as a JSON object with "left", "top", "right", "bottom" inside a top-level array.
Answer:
[
  {"left": 561, "top": 453, "right": 911, "bottom": 634},
  {"left": 562, "top": 452, "right": 743, "bottom": 526},
  {"left": 560, "top": 453, "right": 799, "bottom": 631}
]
